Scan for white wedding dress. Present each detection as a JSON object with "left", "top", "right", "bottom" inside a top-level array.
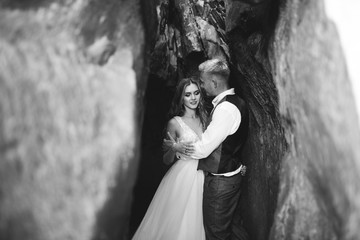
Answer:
[{"left": 132, "top": 116, "right": 205, "bottom": 240}]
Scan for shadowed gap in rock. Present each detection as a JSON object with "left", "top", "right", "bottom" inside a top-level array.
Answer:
[{"left": 129, "top": 1, "right": 284, "bottom": 239}]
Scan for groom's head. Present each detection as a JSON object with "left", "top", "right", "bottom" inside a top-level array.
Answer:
[{"left": 199, "top": 59, "right": 230, "bottom": 97}]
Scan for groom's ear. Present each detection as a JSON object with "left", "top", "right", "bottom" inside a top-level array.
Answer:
[{"left": 212, "top": 79, "right": 218, "bottom": 88}]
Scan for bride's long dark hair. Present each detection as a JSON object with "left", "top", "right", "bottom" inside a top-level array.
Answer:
[{"left": 168, "top": 77, "right": 208, "bottom": 129}]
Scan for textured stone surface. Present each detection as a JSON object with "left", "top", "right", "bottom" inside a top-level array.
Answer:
[
  {"left": 224, "top": 1, "right": 285, "bottom": 239},
  {"left": 0, "top": 0, "right": 154, "bottom": 239},
  {"left": 221, "top": 0, "right": 360, "bottom": 239},
  {"left": 149, "top": 0, "right": 228, "bottom": 85},
  {"left": 269, "top": 0, "right": 360, "bottom": 239}
]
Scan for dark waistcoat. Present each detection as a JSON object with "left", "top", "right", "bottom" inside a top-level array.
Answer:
[{"left": 198, "top": 94, "right": 249, "bottom": 174}]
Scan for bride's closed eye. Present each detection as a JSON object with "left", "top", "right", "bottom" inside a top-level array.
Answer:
[{"left": 184, "top": 90, "right": 200, "bottom": 97}]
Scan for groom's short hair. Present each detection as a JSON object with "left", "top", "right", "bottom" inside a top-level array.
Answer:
[{"left": 199, "top": 58, "right": 230, "bottom": 81}]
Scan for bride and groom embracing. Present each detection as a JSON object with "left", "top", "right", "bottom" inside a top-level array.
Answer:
[{"left": 132, "top": 58, "right": 249, "bottom": 240}]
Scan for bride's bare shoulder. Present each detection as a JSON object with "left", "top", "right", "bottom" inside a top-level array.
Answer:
[{"left": 167, "top": 117, "right": 180, "bottom": 131}]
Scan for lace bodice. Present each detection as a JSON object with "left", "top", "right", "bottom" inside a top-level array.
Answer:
[{"left": 174, "top": 116, "right": 200, "bottom": 160}]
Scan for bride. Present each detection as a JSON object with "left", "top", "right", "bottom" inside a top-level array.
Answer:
[{"left": 132, "top": 77, "right": 208, "bottom": 240}]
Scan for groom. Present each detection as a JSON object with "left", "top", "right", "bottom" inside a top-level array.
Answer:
[{"left": 191, "top": 59, "right": 249, "bottom": 240}]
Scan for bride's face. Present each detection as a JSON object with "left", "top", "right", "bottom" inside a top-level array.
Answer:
[{"left": 183, "top": 83, "right": 200, "bottom": 110}]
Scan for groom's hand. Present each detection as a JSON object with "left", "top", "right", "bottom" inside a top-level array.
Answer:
[
  {"left": 183, "top": 143, "right": 195, "bottom": 157},
  {"left": 240, "top": 165, "right": 247, "bottom": 176},
  {"left": 163, "top": 132, "right": 195, "bottom": 157}
]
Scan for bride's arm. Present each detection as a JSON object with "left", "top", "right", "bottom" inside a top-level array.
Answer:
[
  {"left": 162, "top": 118, "right": 179, "bottom": 165},
  {"left": 163, "top": 118, "right": 193, "bottom": 164}
]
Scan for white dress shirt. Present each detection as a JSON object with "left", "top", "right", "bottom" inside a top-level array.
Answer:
[{"left": 192, "top": 88, "right": 243, "bottom": 176}]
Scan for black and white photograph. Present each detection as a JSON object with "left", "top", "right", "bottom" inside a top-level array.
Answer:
[{"left": 0, "top": 0, "right": 359, "bottom": 240}]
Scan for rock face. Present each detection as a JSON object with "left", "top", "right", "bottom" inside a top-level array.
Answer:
[
  {"left": 269, "top": 0, "right": 360, "bottom": 239},
  {"left": 149, "top": 0, "right": 229, "bottom": 84},
  {"left": 224, "top": 0, "right": 360, "bottom": 239},
  {"left": 0, "top": 0, "right": 156, "bottom": 239},
  {"left": 224, "top": 0, "right": 286, "bottom": 239}
]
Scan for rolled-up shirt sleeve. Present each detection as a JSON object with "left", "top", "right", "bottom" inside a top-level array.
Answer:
[{"left": 192, "top": 102, "right": 241, "bottom": 159}]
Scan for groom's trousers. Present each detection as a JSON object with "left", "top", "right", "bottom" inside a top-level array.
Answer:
[{"left": 203, "top": 171, "right": 249, "bottom": 240}]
